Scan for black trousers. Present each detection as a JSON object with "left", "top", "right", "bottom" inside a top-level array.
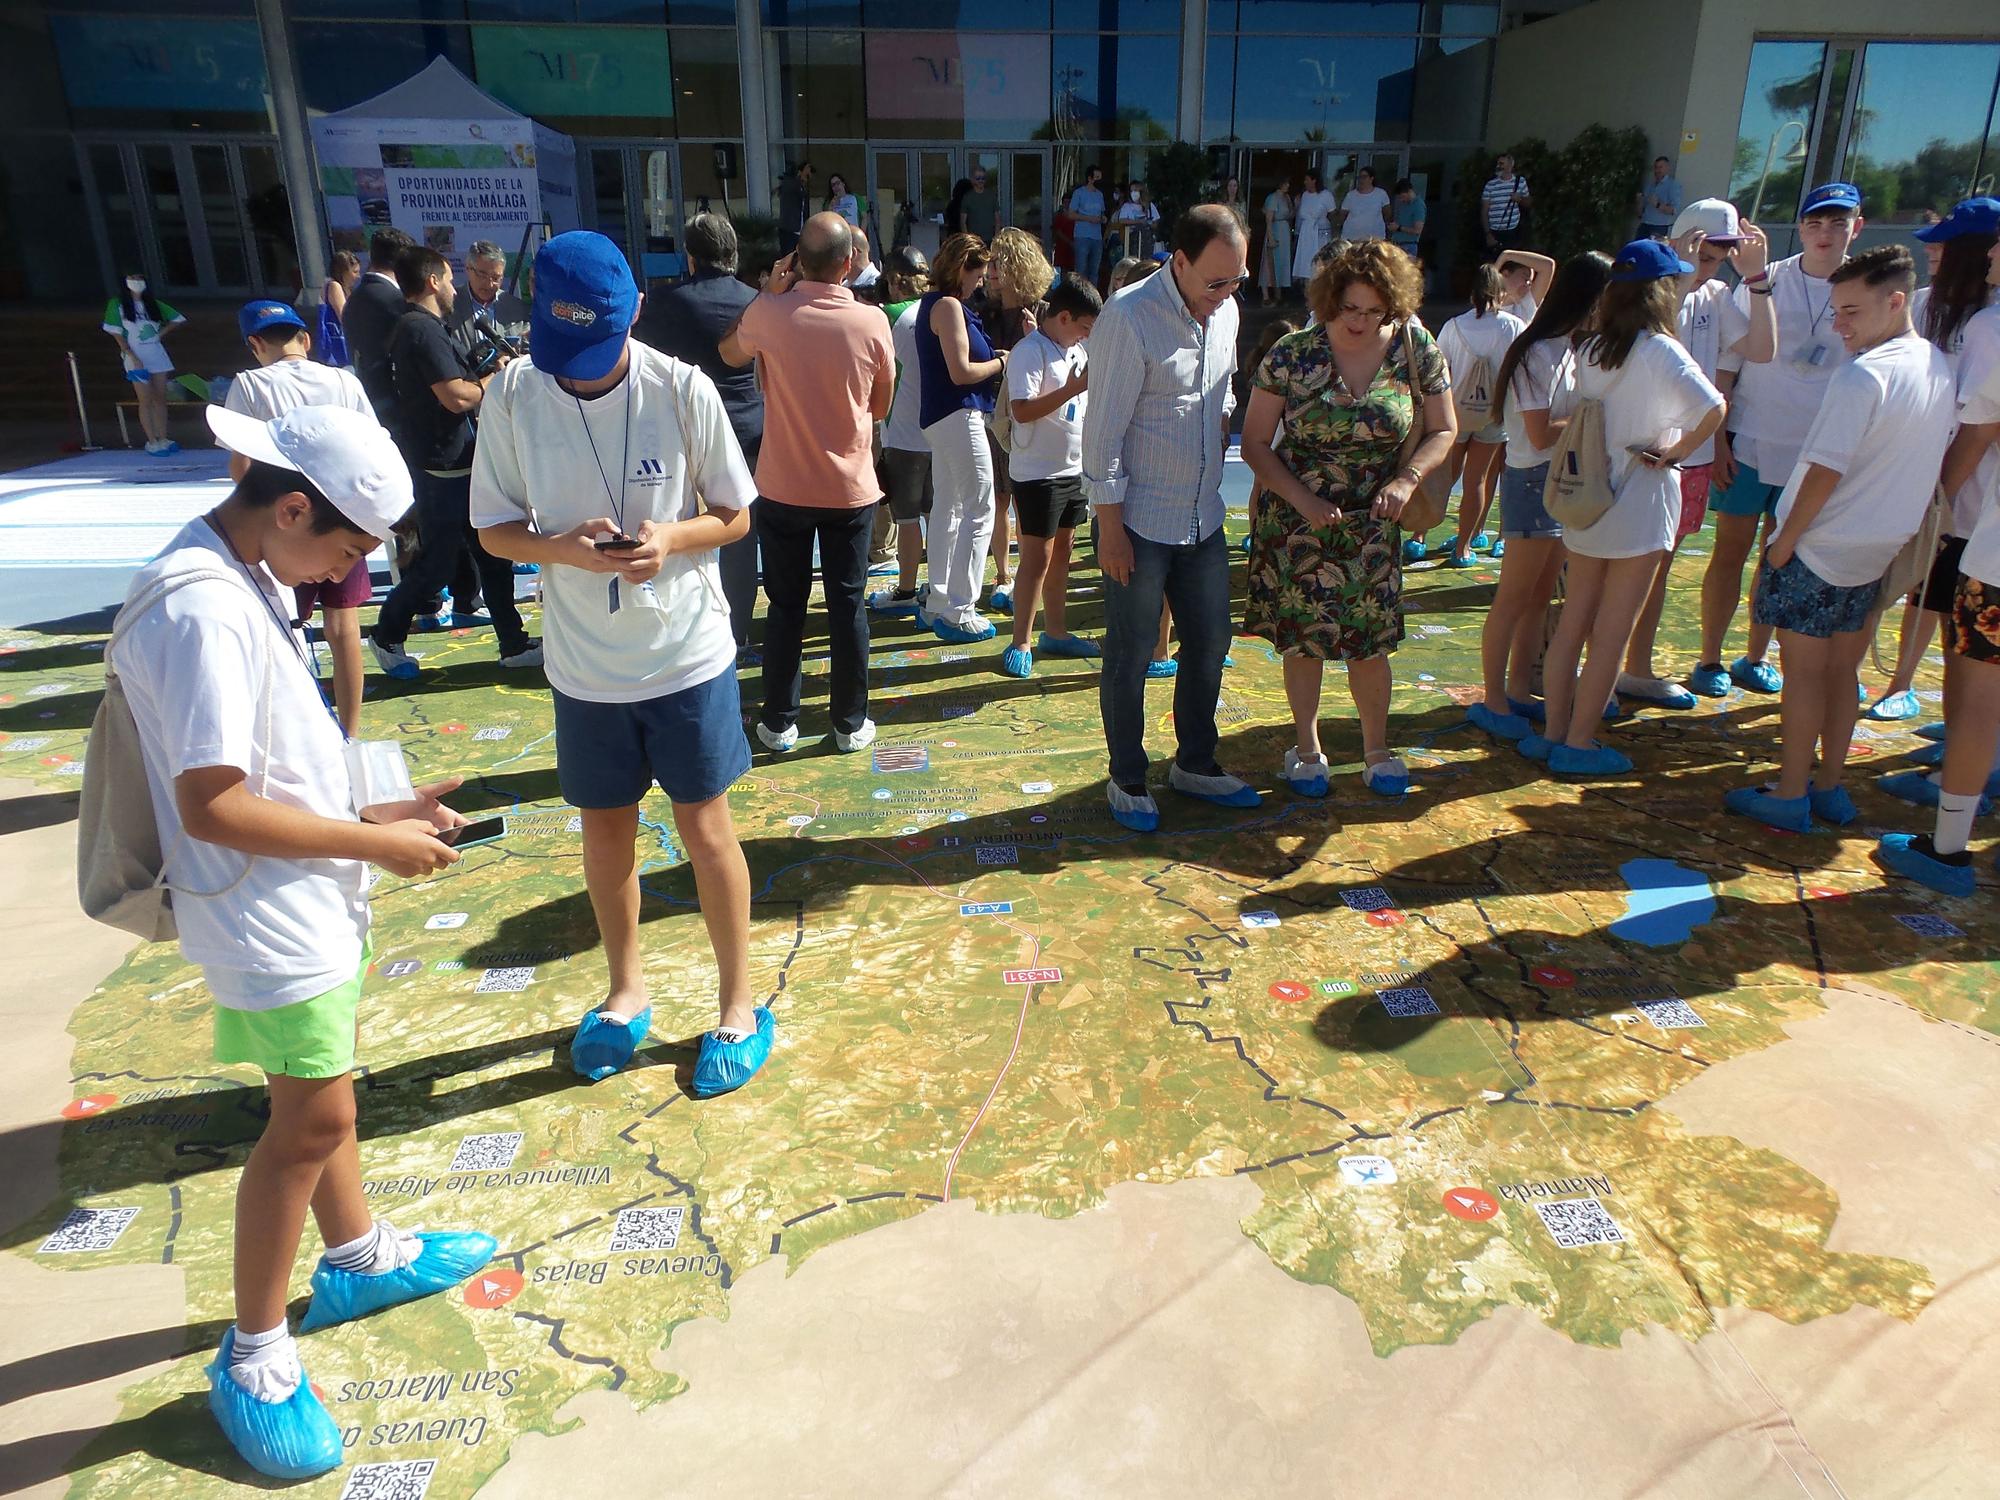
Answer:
[
  {"left": 374, "top": 470, "right": 530, "bottom": 656},
  {"left": 756, "top": 497, "right": 873, "bottom": 736}
]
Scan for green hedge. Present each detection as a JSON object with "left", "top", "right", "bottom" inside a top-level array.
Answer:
[{"left": 1453, "top": 124, "right": 1650, "bottom": 292}]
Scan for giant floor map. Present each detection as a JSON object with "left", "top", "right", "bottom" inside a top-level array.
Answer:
[{"left": 5, "top": 529, "right": 1998, "bottom": 1498}]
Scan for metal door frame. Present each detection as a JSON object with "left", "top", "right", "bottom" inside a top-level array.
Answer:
[
  {"left": 581, "top": 140, "right": 684, "bottom": 281},
  {"left": 75, "top": 133, "right": 276, "bottom": 297}
]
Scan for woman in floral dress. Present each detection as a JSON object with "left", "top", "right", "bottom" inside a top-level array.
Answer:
[{"left": 1242, "top": 239, "right": 1456, "bottom": 798}]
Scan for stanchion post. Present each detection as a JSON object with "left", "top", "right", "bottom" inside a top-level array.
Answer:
[{"left": 66, "top": 351, "right": 103, "bottom": 452}]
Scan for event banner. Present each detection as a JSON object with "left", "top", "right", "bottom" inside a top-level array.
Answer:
[{"left": 313, "top": 117, "right": 546, "bottom": 275}]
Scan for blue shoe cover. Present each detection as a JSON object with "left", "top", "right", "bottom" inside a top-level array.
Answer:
[
  {"left": 1038, "top": 632, "right": 1101, "bottom": 659},
  {"left": 1468, "top": 702, "right": 1533, "bottom": 741},
  {"left": 1878, "top": 771, "right": 1944, "bottom": 809},
  {"left": 1145, "top": 658, "right": 1179, "bottom": 679},
  {"left": 1810, "top": 785, "right": 1860, "bottom": 827},
  {"left": 933, "top": 616, "right": 996, "bottom": 645},
  {"left": 988, "top": 588, "right": 1013, "bottom": 614},
  {"left": 1916, "top": 721, "right": 1947, "bottom": 742},
  {"left": 1000, "top": 645, "right": 1032, "bottom": 679},
  {"left": 415, "top": 614, "right": 444, "bottom": 633},
  {"left": 1470, "top": 531, "right": 1495, "bottom": 553},
  {"left": 1867, "top": 690, "right": 1921, "bottom": 721},
  {"left": 1448, "top": 549, "right": 1479, "bottom": 568},
  {"left": 1361, "top": 760, "right": 1409, "bottom": 798},
  {"left": 692, "top": 1006, "right": 776, "bottom": 1098},
  {"left": 1725, "top": 785, "right": 1812, "bottom": 833},
  {"left": 1730, "top": 656, "right": 1782, "bottom": 693},
  {"left": 572, "top": 1005, "right": 652, "bottom": 1081},
  {"left": 298, "top": 1231, "right": 498, "bottom": 1334},
  {"left": 1652, "top": 684, "right": 1698, "bottom": 710},
  {"left": 1507, "top": 696, "right": 1547, "bottom": 724},
  {"left": 448, "top": 611, "right": 491, "bottom": 629},
  {"left": 1911, "top": 742, "right": 1944, "bottom": 768},
  {"left": 513, "top": 561, "right": 540, "bottom": 575},
  {"left": 1550, "top": 741, "right": 1633, "bottom": 776},
  {"left": 1601, "top": 697, "right": 1623, "bottom": 722},
  {"left": 1401, "top": 538, "right": 1428, "bottom": 563},
  {"left": 1688, "top": 664, "right": 1731, "bottom": 698},
  {"left": 206, "top": 1330, "right": 343, "bottom": 1480},
  {"left": 1874, "top": 833, "right": 1976, "bottom": 898},
  {"left": 1489, "top": 537, "right": 1507, "bottom": 559},
  {"left": 1517, "top": 733, "right": 1552, "bottom": 763}
]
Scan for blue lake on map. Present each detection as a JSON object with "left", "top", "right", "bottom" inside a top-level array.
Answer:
[{"left": 1610, "top": 859, "right": 1716, "bottom": 946}]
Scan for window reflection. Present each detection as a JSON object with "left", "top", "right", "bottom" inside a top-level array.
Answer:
[
  {"left": 1842, "top": 42, "right": 2000, "bottom": 222},
  {"left": 1726, "top": 40, "right": 1826, "bottom": 224},
  {"left": 1051, "top": 34, "right": 1177, "bottom": 142},
  {"left": 1227, "top": 33, "right": 1415, "bottom": 143},
  {"left": 864, "top": 32, "right": 1051, "bottom": 140}
]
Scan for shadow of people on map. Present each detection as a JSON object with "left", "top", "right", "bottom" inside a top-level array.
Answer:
[
  {"left": 0, "top": 1317, "right": 229, "bottom": 1410},
  {"left": 1, "top": 1390, "right": 272, "bottom": 1493}
]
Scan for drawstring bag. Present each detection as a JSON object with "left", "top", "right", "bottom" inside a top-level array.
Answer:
[
  {"left": 1451, "top": 351, "right": 1497, "bottom": 430},
  {"left": 1543, "top": 358, "right": 1634, "bottom": 530}
]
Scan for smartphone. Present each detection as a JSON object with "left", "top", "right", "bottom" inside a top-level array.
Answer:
[
  {"left": 594, "top": 535, "right": 640, "bottom": 551},
  {"left": 443, "top": 815, "right": 507, "bottom": 849},
  {"left": 1627, "top": 444, "right": 1666, "bottom": 463}
]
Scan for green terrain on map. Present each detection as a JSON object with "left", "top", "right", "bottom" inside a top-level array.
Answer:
[{"left": 3, "top": 533, "right": 1986, "bottom": 1497}]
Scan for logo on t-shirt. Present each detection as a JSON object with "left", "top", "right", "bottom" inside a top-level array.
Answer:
[{"left": 632, "top": 456, "right": 666, "bottom": 490}]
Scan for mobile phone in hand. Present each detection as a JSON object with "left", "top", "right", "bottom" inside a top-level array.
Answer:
[
  {"left": 1626, "top": 444, "right": 1666, "bottom": 463},
  {"left": 442, "top": 815, "right": 506, "bottom": 848},
  {"left": 594, "top": 534, "right": 640, "bottom": 551}
]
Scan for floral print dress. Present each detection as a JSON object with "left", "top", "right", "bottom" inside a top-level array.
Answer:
[{"left": 1244, "top": 322, "right": 1450, "bottom": 660}]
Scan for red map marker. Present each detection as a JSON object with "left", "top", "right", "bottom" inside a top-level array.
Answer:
[
  {"left": 439, "top": 723, "right": 468, "bottom": 734},
  {"left": 1531, "top": 965, "right": 1575, "bottom": 988},
  {"left": 1442, "top": 1187, "right": 1499, "bottom": 1222},
  {"left": 1365, "top": 909, "right": 1406, "bottom": 928},
  {"left": 464, "top": 1269, "right": 524, "bottom": 1308},
  {"left": 1808, "top": 886, "right": 1851, "bottom": 902},
  {"left": 1269, "top": 980, "right": 1311, "bottom": 1004},
  {"left": 61, "top": 1093, "right": 118, "bottom": 1120}
]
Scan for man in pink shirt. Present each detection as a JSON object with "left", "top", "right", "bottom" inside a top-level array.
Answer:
[{"left": 722, "top": 212, "right": 895, "bottom": 753}]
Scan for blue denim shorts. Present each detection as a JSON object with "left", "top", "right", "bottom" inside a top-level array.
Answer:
[
  {"left": 1753, "top": 553, "right": 1879, "bottom": 639},
  {"left": 553, "top": 667, "right": 751, "bottom": 808},
  {"left": 1498, "top": 462, "right": 1558, "bottom": 538}
]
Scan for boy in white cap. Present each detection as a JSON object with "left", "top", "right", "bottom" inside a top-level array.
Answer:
[{"left": 109, "top": 404, "right": 498, "bottom": 1479}]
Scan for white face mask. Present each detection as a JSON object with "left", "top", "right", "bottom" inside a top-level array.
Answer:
[{"left": 125, "top": 277, "right": 146, "bottom": 294}]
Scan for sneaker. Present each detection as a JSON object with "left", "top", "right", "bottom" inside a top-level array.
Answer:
[
  {"left": 1361, "top": 755, "right": 1410, "bottom": 797},
  {"left": 1549, "top": 741, "right": 1633, "bottom": 777},
  {"left": 1616, "top": 672, "right": 1698, "bottom": 710},
  {"left": 206, "top": 1330, "right": 344, "bottom": 1480},
  {"left": 755, "top": 721, "right": 799, "bottom": 754},
  {"left": 1168, "top": 762, "right": 1263, "bottom": 808},
  {"left": 1000, "top": 645, "right": 1033, "bottom": 678},
  {"left": 499, "top": 643, "right": 544, "bottom": 670},
  {"left": 571, "top": 1004, "right": 652, "bottom": 1080},
  {"left": 1145, "top": 658, "right": 1179, "bottom": 680},
  {"left": 833, "top": 719, "right": 877, "bottom": 753},
  {"left": 1517, "top": 733, "right": 1553, "bottom": 764},
  {"left": 1108, "top": 780, "right": 1160, "bottom": 832},
  {"left": 1809, "top": 784, "right": 1859, "bottom": 826},
  {"left": 1282, "top": 747, "right": 1330, "bottom": 798},
  {"left": 1507, "top": 696, "right": 1547, "bottom": 724},
  {"left": 989, "top": 587, "right": 1013, "bottom": 614},
  {"left": 1916, "top": 721, "right": 1948, "bottom": 742},
  {"left": 1865, "top": 689, "right": 1922, "bottom": 721},
  {"left": 1688, "top": 662, "right": 1732, "bottom": 698},
  {"left": 1038, "top": 631, "right": 1101, "bottom": 659},
  {"left": 691, "top": 1007, "right": 777, "bottom": 1098},
  {"left": 1731, "top": 656, "right": 1783, "bottom": 693},
  {"left": 1873, "top": 832, "right": 1976, "bottom": 898},
  {"left": 371, "top": 639, "right": 420, "bottom": 680},
  {"left": 1489, "top": 537, "right": 1507, "bottom": 560},
  {"left": 297, "top": 1230, "right": 498, "bottom": 1333},
  {"left": 1469, "top": 701, "right": 1534, "bottom": 741},
  {"left": 867, "top": 587, "right": 921, "bottom": 616},
  {"left": 1725, "top": 785, "right": 1812, "bottom": 833},
  {"left": 933, "top": 615, "right": 997, "bottom": 645},
  {"left": 449, "top": 610, "right": 491, "bottom": 629}
]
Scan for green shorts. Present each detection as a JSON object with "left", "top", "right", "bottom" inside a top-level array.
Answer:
[{"left": 212, "top": 948, "right": 368, "bottom": 1080}]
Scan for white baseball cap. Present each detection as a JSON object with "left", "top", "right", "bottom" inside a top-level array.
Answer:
[
  {"left": 207, "top": 405, "right": 413, "bottom": 541},
  {"left": 1670, "top": 197, "right": 1748, "bottom": 244}
]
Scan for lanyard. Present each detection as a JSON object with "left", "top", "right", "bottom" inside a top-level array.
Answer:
[
  {"left": 570, "top": 369, "right": 637, "bottom": 610},
  {"left": 1800, "top": 265, "right": 1832, "bottom": 338}
]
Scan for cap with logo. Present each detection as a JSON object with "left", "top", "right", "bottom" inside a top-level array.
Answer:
[
  {"left": 1669, "top": 197, "right": 1748, "bottom": 244},
  {"left": 1609, "top": 238, "right": 1695, "bottom": 283},
  {"left": 206, "top": 405, "right": 413, "bottom": 541},
  {"left": 530, "top": 230, "right": 638, "bottom": 381},
  {"left": 238, "top": 299, "right": 308, "bottom": 340},
  {"left": 1801, "top": 181, "right": 1863, "bottom": 217},
  {"left": 1915, "top": 196, "right": 2000, "bottom": 243}
]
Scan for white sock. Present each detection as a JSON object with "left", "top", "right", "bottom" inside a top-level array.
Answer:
[
  {"left": 227, "top": 1321, "right": 301, "bottom": 1403},
  {"left": 325, "top": 1219, "right": 422, "bottom": 1276},
  {"left": 1934, "top": 791, "right": 1980, "bottom": 858},
  {"left": 595, "top": 1009, "right": 633, "bottom": 1027},
  {"left": 712, "top": 1025, "right": 752, "bottom": 1044}
]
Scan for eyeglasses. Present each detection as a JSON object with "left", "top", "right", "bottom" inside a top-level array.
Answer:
[
  {"left": 1337, "top": 302, "right": 1389, "bottom": 323},
  {"left": 1203, "top": 272, "right": 1252, "bottom": 292}
]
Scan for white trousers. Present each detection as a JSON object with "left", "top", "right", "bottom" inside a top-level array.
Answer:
[{"left": 922, "top": 407, "right": 995, "bottom": 626}]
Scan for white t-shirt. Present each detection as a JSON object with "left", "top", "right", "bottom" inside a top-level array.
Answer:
[
  {"left": 1955, "top": 340, "right": 2000, "bottom": 588},
  {"left": 1502, "top": 337, "right": 1572, "bottom": 469},
  {"left": 1727, "top": 254, "right": 1847, "bottom": 480},
  {"left": 1505, "top": 288, "right": 1539, "bottom": 325},
  {"left": 884, "top": 301, "right": 928, "bottom": 453},
  {"left": 1004, "top": 328, "right": 1087, "bottom": 482},
  {"left": 1947, "top": 305, "right": 2000, "bottom": 539},
  {"left": 470, "top": 340, "right": 757, "bottom": 704},
  {"left": 1910, "top": 286, "right": 1998, "bottom": 374},
  {"left": 222, "top": 358, "right": 373, "bottom": 421},
  {"left": 1340, "top": 187, "right": 1392, "bottom": 242},
  {"left": 1564, "top": 331, "right": 1725, "bottom": 560},
  {"left": 1438, "top": 308, "right": 1524, "bottom": 418},
  {"left": 1775, "top": 329, "right": 1957, "bottom": 587},
  {"left": 112, "top": 520, "right": 367, "bottom": 1010},
  {"left": 1676, "top": 279, "right": 1753, "bottom": 467}
]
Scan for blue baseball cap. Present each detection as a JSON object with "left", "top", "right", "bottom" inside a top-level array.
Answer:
[
  {"left": 530, "top": 231, "right": 638, "bottom": 381},
  {"left": 1915, "top": 196, "right": 2000, "bottom": 243},
  {"left": 1801, "top": 181, "right": 1863, "bottom": 217},
  {"left": 238, "top": 299, "right": 307, "bottom": 340},
  {"left": 1609, "top": 238, "right": 1694, "bottom": 282}
]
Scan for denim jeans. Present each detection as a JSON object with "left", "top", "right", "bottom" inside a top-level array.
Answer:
[
  {"left": 1099, "top": 522, "right": 1231, "bottom": 788},
  {"left": 375, "top": 469, "right": 530, "bottom": 656},
  {"left": 757, "top": 497, "right": 874, "bottom": 736},
  {"left": 1073, "top": 235, "right": 1104, "bottom": 289}
]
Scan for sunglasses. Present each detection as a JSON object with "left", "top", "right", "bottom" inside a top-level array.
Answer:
[{"left": 1203, "top": 271, "right": 1252, "bottom": 292}]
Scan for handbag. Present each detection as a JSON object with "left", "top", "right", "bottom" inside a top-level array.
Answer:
[{"left": 1393, "top": 321, "right": 1451, "bottom": 533}]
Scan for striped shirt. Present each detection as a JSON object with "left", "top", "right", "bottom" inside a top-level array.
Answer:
[
  {"left": 1081, "top": 266, "right": 1239, "bottom": 546},
  {"left": 1482, "top": 173, "right": 1529, "bottom": 232}
]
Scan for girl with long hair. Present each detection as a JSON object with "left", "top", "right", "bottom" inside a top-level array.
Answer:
[
  {"left": 1430, "top": 261, "right": 1525, "bottom": 567},
  {"left": 101, "top": 270, "right": 187, "bottom": 455},
  {"left": 825, "top": 172, "right": 861, "bottom": 228},
  {"left": 979, "top": 227, "right": 1056, "bottom": 610},
  {"left": 1260, "top": 178, "right": 1294, "bottom": 307}
]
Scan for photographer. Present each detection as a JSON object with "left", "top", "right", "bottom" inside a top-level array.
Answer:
[
  {"left": 371, "top": 245, "right": 540, "bottom": 678},
  {"left": 447, "top": 240, "right": 530, "bottom": 366}
]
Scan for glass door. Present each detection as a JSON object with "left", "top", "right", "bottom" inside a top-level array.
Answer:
[
  {"left": 1007, "top": 148, "right": 1047, "bottom": 244},
  {"left": 81, "top": 139, "right": 286, "bottom": 296},
  {"left": 585, "top": 143, "right": 684, "bottom": 284}
]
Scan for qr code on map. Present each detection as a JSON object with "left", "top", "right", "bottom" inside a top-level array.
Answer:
[
  {"left": 1636, "top": 998, "right": 1705, "bottom": 1030},
  {"left": 1533, "top": 1197, "right": 1625, "bottom": 1248},
  {"left": 608, "top": 1206, "right": 685, "bottom": 1253},
  {"left": 975, "top": 845, "right": 1018, "bottom": 866},
  {"left": 1342, "top": 886, "right": 1395, "bottom": 912},
  {"left": 40, "top": 1206, "right": 140, "bottom": 1254},
  {"left": 474, "top": 967, "right": 536, "bottom": 993},
  {"left": 1378, "top": 987, "right": 1440, "bottom": 1018},
  {"left": 340, "top": 1459, "right": 438, "bottom": 1500},
  {"left": 472, "top": 726, "right": 512, "bottom": 742},
  {"left": 3, "top": 736, "right": 50, "bottom": 752},
  {"left": 1895, "top": 914, "right": 1965, "bottom": 939},
  {"left": 565, "top": 815, "right": 584, "bottom": 833},
  {"left": 450, "top": 1132, "right": 523, "bottom": 1172},
  {"left": 941, "top": 703, "right": 978, "bottom": 719}
]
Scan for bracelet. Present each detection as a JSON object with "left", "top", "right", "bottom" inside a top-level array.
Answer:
[
  {"left": 1743, "top": 271, "right": 1770, "bottom": 286},
  {"left": 1399, "top": 467, "right": 1422, "bottom": 485},
  {"left": 1749, "top": 286, "right": 1772, "bottom": 296}
]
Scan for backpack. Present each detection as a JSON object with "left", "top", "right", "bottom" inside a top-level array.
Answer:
[
  {"left": 1451, "top": 349, "right": 1498, "bottom": 429},
  {"left": 78, "top": 569, "right": 271, "bottom": 941},
  {"left": 1871, "top": 485, "right": 1952, "bottom": 624},
  {"left": 1542, "top": 355, "right": 1633, "bottom": 531}
]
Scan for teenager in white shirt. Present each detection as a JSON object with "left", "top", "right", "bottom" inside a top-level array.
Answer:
[
  {"left": 868, "top": 247, "right": 936, "bottom": 615},
  {"left": 1724, "top": 246, "right": 1956, "bottom": 832},
  {"left": 471, "top": 232, "right": 773, "bottom": 1095},
  {"left": 113, "top": 405, "right": 490, "bottom": 1481},
  {"left": 1429, "top": 262, "right": 1524, "bottom": 567},
  {"left": 1619, "top": 201, "right": 1775, "bottom": 709},
  {"left": 1693, "top": 182, "right": 1864, "bottom": 698},
  {"left": 1868, "top": 197, "right": 2000, "bottom": 720},
  {"left": 1519, "top": 240, "right": 1724, "bottom": 778},
  {"left": 1001, "top": 276, "right": 1101, "bottom": 677},
  {"left": 1496, "top": 248, "right": 1555, "bottom": 324},
  {"left": 1336, "top": 166, "right": 1392, "bottom": 242}
]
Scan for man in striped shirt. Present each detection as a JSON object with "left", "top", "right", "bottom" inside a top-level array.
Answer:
[{"left": 1482, "top": 154, "right": 1531, "bottom": 257}]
